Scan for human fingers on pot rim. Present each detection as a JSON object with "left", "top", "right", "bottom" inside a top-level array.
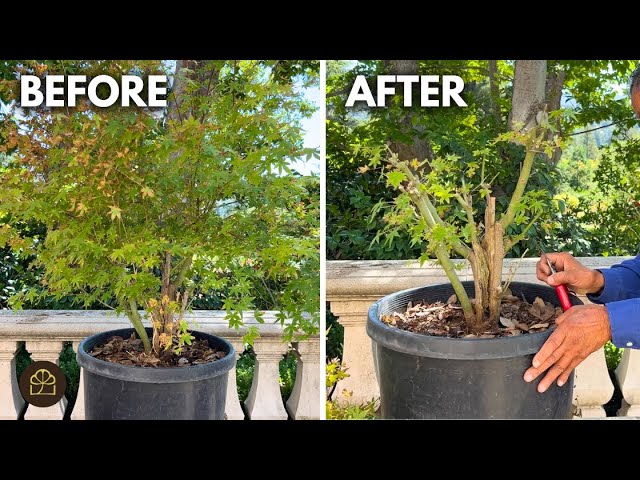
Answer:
[{"left": 523, "top": 327, "right": 568, "bottom": 382}]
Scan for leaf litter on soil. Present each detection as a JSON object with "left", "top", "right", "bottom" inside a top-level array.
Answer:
[
  {"left": 381, "top": 288, "right": 563, "bottom": 338},
  {"left": 89, "top": 333, "right": 227, "bottom": 367}
]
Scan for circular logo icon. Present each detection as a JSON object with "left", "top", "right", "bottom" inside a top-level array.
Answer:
[{"left": 18, "top": 361, "right": 67, "bottom": 408}]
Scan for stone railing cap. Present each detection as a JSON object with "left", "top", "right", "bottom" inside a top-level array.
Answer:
[
  {"left": 326, "top": 257, "right": 633, "bottom": 298},
  {"left": 0, "top": 310, "right": 299, "bottom": 341}
]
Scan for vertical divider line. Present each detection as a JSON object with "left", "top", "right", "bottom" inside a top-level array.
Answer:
[{"left": 319, "top": 59, "right": 327, "bottom": 420}]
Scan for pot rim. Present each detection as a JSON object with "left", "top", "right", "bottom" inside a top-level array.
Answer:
[
  {"left": 367, "top": 281, "right": 581, "bottom": 360},
  {"left": 76, "top": 327, "right": 236, "bottom": 383}
]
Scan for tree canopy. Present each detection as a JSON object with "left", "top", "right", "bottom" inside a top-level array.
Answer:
[{"left": 0, "top": 60, "right": 320, "bottom": 349}]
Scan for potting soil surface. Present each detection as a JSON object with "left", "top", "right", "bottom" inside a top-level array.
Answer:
[
  {"left": 381, "top": 290, "right": 562, "bottom": 338},
  {"left": 89, "top": 333, "right": 227, "bottom": 367}
]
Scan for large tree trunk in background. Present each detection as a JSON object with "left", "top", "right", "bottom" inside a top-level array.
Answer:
[
  {"left": 545, "top": 67, "right": 566, "bottom": 164},
  {"left": 509, "top": 60, "right": 548, "bottom": 133},
  {"left": 383, "top": 60, "right": 434, "bottom": 164},
  {"left": 488, "top": 60, "right": 501, "bottom": 123},
  {"left": 167, "top": 60, "right": 191, "bottom": 123},
  {"left": 384, "top": 60, "right": 417, "bottom": 75},
  {"left": 545, "top": 68, "right": 564, "bottom": 119},
  {"left": 168, "top": 60, "right": 219, "bottom": 124}
]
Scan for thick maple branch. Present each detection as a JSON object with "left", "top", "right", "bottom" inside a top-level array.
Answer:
[
  {"left": 173, "top": 255, "right": 193, "bottom": 289},
  {"left": 455, "top": 193, "right": 478, "bottom": 245},
  {"left": 434, "top": 246, "right": 474, "bottom": 322},
  {"left": 498, "top": 146, "right": 535, "bottom": 229},
  {"left": 392, "top": 159, "right": 472, "bottom": 259},
  {"left": 127, "top": 299, "right": 151, "bottom": 353}
]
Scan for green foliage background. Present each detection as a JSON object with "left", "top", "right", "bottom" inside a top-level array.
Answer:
[{"left": 327, "top": 60, "right": 640, "bottom": 261}]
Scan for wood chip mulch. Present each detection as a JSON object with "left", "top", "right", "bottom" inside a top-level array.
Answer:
[
  {"left": 89, "top": 333, "right": 227, "bottom": 367},
  {"left": 381, "top": 290, "right": 563, "bottom": 338}
]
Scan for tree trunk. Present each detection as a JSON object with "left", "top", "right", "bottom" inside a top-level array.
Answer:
[
  {"left": 488, "top": 60, "right": 501, "bottom": 124},
  {"left": 167, "top": 60, "right": 190, "bottom": 124},
  {"left": 167, "top": 60, "right": 219, "bottom": 124},
  {"left": 382, "top": 60, "right": 434, "bottom": 164},
  {"left": 467, "top": 197, "right": 504, "bottom": 332},
  {"left": 509, "top": 60, "right": 548, "bottom": 133},
  {"left": 483, "top": 197, "right": 504, "bottom": 324}
]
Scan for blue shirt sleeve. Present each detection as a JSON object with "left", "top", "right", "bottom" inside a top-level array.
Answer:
[
  {"left": 602, "top": 301, "right": 640, "bottom": 349},
  {"left": 587, "top": 255, "right": 640, "bottom": 349}
]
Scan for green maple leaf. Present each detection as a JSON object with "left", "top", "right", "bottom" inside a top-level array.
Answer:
[
  {"left": 387, "top": 171, "right": 407, "bottom": 188},
  {"left": 109, "top": 206, "right": 122, "bottom": 221}
]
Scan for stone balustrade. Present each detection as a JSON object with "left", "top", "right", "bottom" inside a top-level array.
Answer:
[
  {"left": 0, "top": 310, "right": 319, "bottom": 420},
  {"left": 327, "top": 257, "right": 640, "bottom": 418}
]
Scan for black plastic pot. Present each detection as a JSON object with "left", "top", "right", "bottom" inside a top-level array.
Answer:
[
  {"left": 367, "top": 281, "right": 582, "bottom": 419},
  {"left": 76, "top": 328, "right": 236, "bottom": 420}
]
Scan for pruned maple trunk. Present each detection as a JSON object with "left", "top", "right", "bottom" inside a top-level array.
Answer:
[
  {"left": 150, "top": 252, "right": 174, "bottom": 354},
  {"left": 146, "top": 251, "right": 194, "bottom": 355},
  {"left": 466, "top": 197, "right": 504, "bottom": 333}
]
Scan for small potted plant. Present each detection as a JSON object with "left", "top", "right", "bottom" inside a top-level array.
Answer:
[
  {"left": 366, "top": 61, "right": 578, "bottom": 419},
  {"left": 0, "top": 60, "right": 320, "bottom": 419}
]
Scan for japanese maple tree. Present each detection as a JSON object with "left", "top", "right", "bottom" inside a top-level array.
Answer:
[
  {"left": 372, "top": 61, "right": 560, "bottom": 333},
  {"left": 0, "top": 60, "right": 319, "bottom": 355}
]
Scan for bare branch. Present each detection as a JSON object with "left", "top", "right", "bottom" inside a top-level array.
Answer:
[
  {"left": 568, "top": 119, "right": 628, "bottom": 136},
  {"left": 498, "top": 132, "right": 540, "bottom": 229}
]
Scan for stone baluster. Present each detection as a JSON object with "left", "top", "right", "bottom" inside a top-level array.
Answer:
[
  {"left": 70, "top": 341, "right": 85, "bottom": 420},
  {"left": 572, "top": 347, "right": 614, "bottom": 418},
  {"left": 224, "top": 338, "right": 245, "bottom": 420},
  {"left": 24, "top": 341, "right": 67, "bottom": 420},
  {"left": 0, "top": 341, "right": 25, "bottom": 420},
  {"left": 329, "top": 300, "right": 379, "bottom": 404},
  {"left": 286, "top": 338, "right": 320, "bottom": 420},
  {"left": 616, "top": 349, "right": 640, "bottom": 417},
  {"left": 244, "top": 337, "right": 289, "bottom": 420}
]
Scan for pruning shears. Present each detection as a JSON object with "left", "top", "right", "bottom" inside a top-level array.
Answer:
[{"left": 540, "top": 250, "right": 573, "bottom": 312}]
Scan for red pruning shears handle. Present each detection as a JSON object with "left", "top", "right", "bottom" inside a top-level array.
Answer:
[
  {"left": 554, "top": 284, "right": 572, "bottom": 312},
  {"left": 542, "top": 251, "right": 573, "bottom": 312}
]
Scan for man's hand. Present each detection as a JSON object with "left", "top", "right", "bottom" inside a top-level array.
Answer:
[
  {"left": 537, "top": 252, "right": 604, "bottom": 295},
  {"left": 523, "top": 304, "right": 611, "bottom": 392}
]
